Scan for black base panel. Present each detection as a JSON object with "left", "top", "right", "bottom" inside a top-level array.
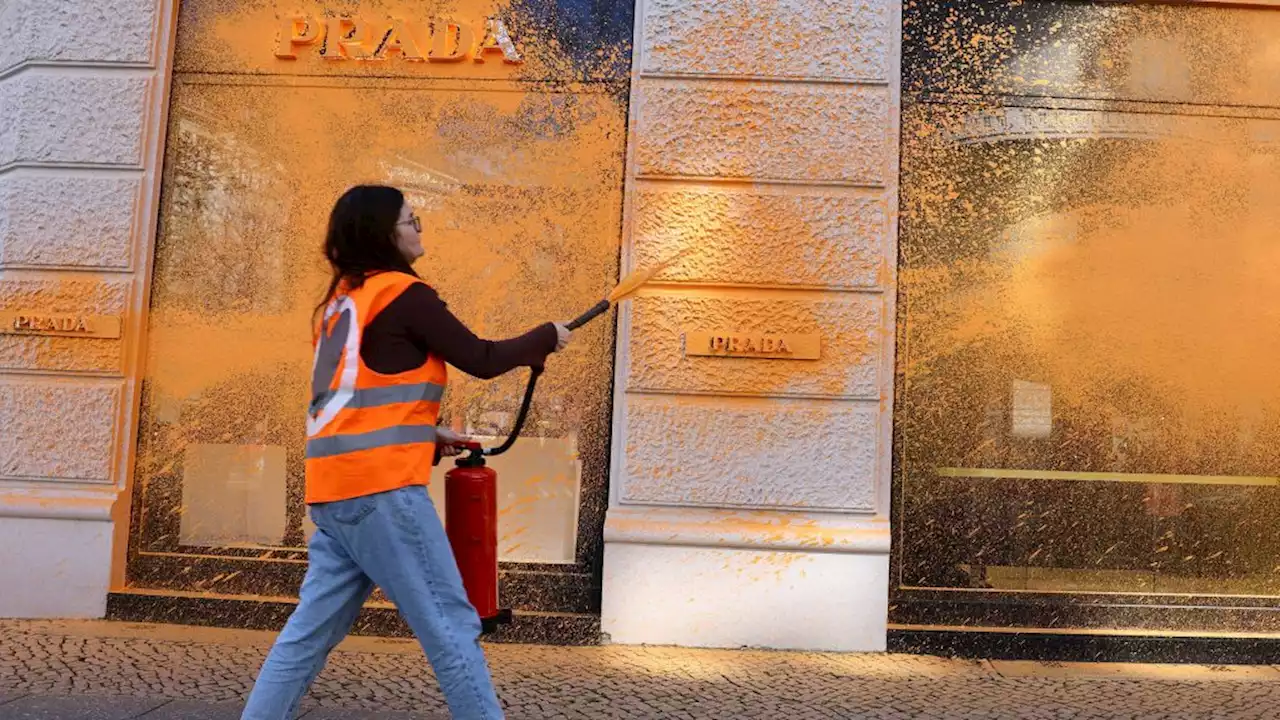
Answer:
[
  {"left": 106, "top": 592, "right": 601, "bottom": 646},
  {"left": 889, "top": 628, "right": 1280, "bottom": 665}
]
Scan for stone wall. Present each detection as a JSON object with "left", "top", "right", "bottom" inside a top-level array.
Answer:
[
  {"left": 600, "top": 0, "right": 901, "bottom": 651},
  {"left": 0, "top": 0, "right": 172, "bottom": 617}
]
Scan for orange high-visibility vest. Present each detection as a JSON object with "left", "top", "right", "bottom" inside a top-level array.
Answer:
[{"left": 304, "top": 271, "right": 448, "bottom": 504}]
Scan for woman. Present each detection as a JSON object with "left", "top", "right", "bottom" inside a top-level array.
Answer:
[{"left": 242, "top": 185, "right": 570, "bottom": 720}]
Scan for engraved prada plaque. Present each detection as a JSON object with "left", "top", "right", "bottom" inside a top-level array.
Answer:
[
  {"left": 0, "top": 312, "right": 122, "bottom": 339},
  {"left": 685, "top": 331, "right": 821, "bottom": 360},
  {"left": 275, "top": 15, "right": 524, "bottom": 64}
]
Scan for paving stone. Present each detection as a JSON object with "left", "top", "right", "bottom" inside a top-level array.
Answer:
[
  {"left": 3, "top": 620, "right": 1280, "bottom": 718},
  {"left": 136, "top": 700, "right": 245, "bottom": 719},
  {"left": 0, "top": 695, "right": 166, "bottom": 719},
  {"left": 990, "top": 660, "right": 1280, "bottom": 682},
  {"left": 300, "top": 711, "right": 445, "bottom": 720}
]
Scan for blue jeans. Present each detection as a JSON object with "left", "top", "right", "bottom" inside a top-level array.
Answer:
[{"left": 241, "top": 485, "right": 504, "bottom": 719}]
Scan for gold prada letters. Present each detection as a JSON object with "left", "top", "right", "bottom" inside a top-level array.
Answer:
[
  {"left": 275, "top": 15, "right": 523, "bottom": 64},
  {"left": 684, "top": 331, "right": 821, "bottom": 360},
  {"left": 0, "top": 312, "right": 122, "bottom": 339}
]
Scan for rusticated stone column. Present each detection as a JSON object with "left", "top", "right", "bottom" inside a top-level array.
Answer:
[
  {"left": 0, "top": 0, "right": 173, "bottom": 617},
  {"left": 601, "top": 0, "right": 901, "bottom": 651}
]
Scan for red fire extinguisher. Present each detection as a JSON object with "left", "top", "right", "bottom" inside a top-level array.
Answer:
[
  {"left": 443, "top": 367, "right": 541, "bottom": 633},
  {"left": 442, "top": 266, "right": 659, "bottom": 632},
  {"left": 444, "top": 441, "right": 509, "bottom": 631},
  {"left": 442, "top": 331, "right": 594, "bottom": 633}
]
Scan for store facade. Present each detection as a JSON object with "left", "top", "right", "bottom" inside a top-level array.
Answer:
[{"left": 4, "top": 0, "right": 1280, "bottom": 657}]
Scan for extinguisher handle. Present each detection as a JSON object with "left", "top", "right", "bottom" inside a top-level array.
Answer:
[
  {"left": 566, "top": 299, "right": 610, "bottom": 331},
  {"left": 484, "top": 366, "right": 542, "bottom": 458}
]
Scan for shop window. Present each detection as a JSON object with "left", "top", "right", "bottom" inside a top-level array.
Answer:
[
  {"left": 897, "top": 0, "right": 1280, "bottom": 628},
  {"left": 128, "top": 0, "right": 632, "bottom": 597}
]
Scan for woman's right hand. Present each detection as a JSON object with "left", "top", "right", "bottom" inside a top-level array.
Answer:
[{"left": 553, "top": 323, "right": 572, "bottom": 352}]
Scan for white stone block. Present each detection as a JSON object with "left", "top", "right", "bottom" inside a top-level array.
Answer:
[
  {"left": 0, "top": 483, "right": 116, "bottom": 618},
  {"left": 0, "top": 379, "right": 121, "bottom": 482},
  {"left": 1, "top": 0, "right": 157, "bottom": 71},
  {"left": 0, "top": 72, "right": 149, "bottom": 167},
  {"left": 0, "top": 277, "right": 130, "bottom": 374},
  {"left": 621, "top": 394, "right": 878, "bottom": 511},
  {"left": 642, "top": 0, "right": 893, "bottom": 81},
  {"left": 634, "top": 79, "right": 891, "bottom": 184},
  {"left": 0, "top": 516, "right": 113, "bottom": 617},
  {"left": 602, "top": 541, "right": 888, "bottom": 651},
  {"left": 626, "top": 293, "right": 882, "bottom": 399},
  {"left": 634, "top": 184, "right": 888, "bottom": 289},
  {"left": 0, "top": 173, "right": 139, "bottom": 268},
  {"left": 0, "top": 79, "right": 18, "bottom": 164}
]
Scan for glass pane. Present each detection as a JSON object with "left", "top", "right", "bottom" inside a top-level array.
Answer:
[
  {"left": 181, "top": 444, "right": 288, "bottom": 547},
  {"left": 135, "top": 1, "right": 627, "bottom": 565},
  {"left": 898, "top": 0, "right": 1280, "bottom": 599},
  {"left": 904, "top": 0, "right": 1280, "bottom": 107},
  {"left": 426, "top": 435, "right": 581, "bottom": 564}
]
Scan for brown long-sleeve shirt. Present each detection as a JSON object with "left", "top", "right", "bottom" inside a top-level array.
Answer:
[{"left": 359, "top": 282, "right": 557, "bottom": 379}]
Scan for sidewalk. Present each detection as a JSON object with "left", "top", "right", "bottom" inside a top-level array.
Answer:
[{"left": 2, "top": 620, "right": 1280, "bottom": 719}]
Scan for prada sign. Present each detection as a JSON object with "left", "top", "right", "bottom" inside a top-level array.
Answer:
[
  {"left": 275, "top": 15, "right": 523, "bottom": 64},
  {"left": 684, "top": 331, "right": 821, "bottom": 361},
  {"left": 0, "top": 312, "right": 122, "bottom": 339}
]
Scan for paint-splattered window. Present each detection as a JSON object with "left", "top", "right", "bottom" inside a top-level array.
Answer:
[
  {"left": 127, "top": 0, "right": 633, "bottom": 601},
  {"left": 895, "top": 0, "right": 1280, "bottom": 629}
]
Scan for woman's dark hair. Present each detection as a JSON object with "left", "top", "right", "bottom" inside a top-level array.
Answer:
[{"left": 317, "top": 184, "right": 417, "bottom": 313}]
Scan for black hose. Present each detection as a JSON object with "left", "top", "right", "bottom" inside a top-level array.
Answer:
[
  {"left": 484, "top": 367, "right": 542, "bottom": 457},
  {"left": 567, "top": 299, "right": 610, "bottom": 331},
  {"left": 483, "top": 298, "right": 611, "bottom": 457}
]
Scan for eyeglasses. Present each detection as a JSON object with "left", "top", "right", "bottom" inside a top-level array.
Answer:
[{"left": 398, "top": 214, "right": 422, "bottom": 232}]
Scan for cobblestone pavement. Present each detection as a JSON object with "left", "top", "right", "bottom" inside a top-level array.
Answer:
[{"left": 4, "top": 621, "right": 1280, "bottom": 719}]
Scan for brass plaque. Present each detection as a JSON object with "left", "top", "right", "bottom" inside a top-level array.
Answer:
[
  {"left": 0, "top": 312, "right": 122, "bottom": 339},
  {"left": 275, "top": 15, "right": 524, "bottom": 64},
  {"left": 685, "top": 331, "right": 821, "bottom": 360}
]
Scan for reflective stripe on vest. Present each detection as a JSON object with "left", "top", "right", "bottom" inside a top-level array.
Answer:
[
  {"left": 308, "top": 382, "right": 445, "bottom": 416},
  {"left": 305, "top": 423, "right": 438, "bottom": 459}
]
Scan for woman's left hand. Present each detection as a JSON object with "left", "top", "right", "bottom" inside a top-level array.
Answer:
[{"left": 437, "top": 426, "right": 473, "bottom": 457}]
